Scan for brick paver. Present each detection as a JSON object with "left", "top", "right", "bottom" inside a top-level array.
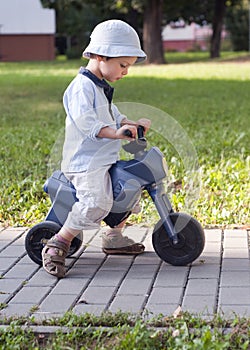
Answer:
[{"left": 0, "top": 226, "right": 249, "bottom": 320}]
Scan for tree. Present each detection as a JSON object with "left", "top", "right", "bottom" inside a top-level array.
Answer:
[
  {"left": 226, "top": 0, "right": 249, "bottom": 51},
  {"left": 106, "top": 0, "right": 165, "bottom": 63},
  {"left": 40, "top": 0, "right": 166, "bottom": 63},
  {"left": 163, "top": 0, "right": 247, "bottom": 58},
  {"left": 162, "top": 0, "right": 224, "bottom": 58},
  {"left": 143, "top": 0, "right": 165, "bottom": 63},
  {"left": 40, "top": 0, "right": 116, "bottom": 56},
  {"left": 41, "top": 0, "right": 248, "bottom": 62},
  {"left": 210, "top": 0, "right": 227, "bottom": 58}
]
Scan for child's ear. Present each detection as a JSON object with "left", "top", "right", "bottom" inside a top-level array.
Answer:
[{"left": 96, "top": 55, "right": 105, "bottom": 62}]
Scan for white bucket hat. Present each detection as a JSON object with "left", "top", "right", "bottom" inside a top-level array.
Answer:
[{"left": 83, "top": 19, "right": 146, "bottom": 63}]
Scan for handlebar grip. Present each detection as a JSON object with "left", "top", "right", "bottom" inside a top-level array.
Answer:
[
  {"left": 123, "top": 129, "right": 133, "bottom": 138},
  {"left": 123, "top": 125, "right": 145, "bottom": 139},
  {"left": 137, "top": 125, "right": 145, "bottom": 139}
]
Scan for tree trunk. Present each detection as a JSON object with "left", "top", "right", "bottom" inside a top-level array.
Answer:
[
  {"left": 143, "top": 0, "right": 165, "bottom": 64},
  {"left": 210, "top": 0, "right": 226, "bottom": 58}
]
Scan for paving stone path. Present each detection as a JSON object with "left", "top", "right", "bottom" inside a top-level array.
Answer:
[{"left": 0, "top": 226, "right": 249, "bottom": 321}]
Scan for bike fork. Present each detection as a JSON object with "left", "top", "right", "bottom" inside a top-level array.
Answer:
[{"left": 147, "top": 182, "right": 179, "bottom": 244}]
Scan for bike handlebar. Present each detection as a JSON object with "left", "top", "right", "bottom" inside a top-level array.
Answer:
[{"left": 123, "top": 125, "right": 145, "bottom": 139}]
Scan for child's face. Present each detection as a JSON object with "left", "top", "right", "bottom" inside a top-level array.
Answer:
[{"left": 99, "top": 56, "right": 137, "bottom": 82}]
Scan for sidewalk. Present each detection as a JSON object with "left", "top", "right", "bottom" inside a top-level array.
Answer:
[{"left": 0, "top": 226, "right": 249, "bottom": 322}]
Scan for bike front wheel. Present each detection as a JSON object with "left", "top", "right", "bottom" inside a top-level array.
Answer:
[{"left": 152, "top": 212, "right": 205, "bottom": 266}]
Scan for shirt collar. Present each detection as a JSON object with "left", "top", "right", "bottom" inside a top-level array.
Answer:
[{"left": 79, "top": 67, "right": 114, "bottom": 104}]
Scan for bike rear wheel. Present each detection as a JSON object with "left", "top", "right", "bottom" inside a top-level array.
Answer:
[
  {"left": 152, "top": 212, "right": 205, "bottom": 266},
  {"left": 25, "top": 221, "right": 83, "bottom": 265}
]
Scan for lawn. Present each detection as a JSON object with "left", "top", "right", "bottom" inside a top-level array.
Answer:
[{"left": 0, "top": 52, "right": 249, "bottom": 228}]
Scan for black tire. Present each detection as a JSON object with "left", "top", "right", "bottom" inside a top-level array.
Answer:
[
  {"left": 152, "top": 212, "right": 205, "bottom": 266},
  {"left": 25, "top": 221, "right": 83, "bottom": 266}
]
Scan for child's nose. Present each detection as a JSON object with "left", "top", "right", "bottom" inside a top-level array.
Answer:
[{"left": 122, "top": 68, "right": 128, "bottom": 75}]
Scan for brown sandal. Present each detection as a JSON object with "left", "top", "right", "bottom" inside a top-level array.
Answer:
[
  {"left": 42, "top": 237, "right": 69, "bottom": 278},
  {"left": 102, "top": 243, "right": 145, "bottom": 255}
]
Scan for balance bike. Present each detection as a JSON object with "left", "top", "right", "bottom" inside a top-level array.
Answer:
[{"left": 25, "top": 126, "right": 205, "bottom": 266}]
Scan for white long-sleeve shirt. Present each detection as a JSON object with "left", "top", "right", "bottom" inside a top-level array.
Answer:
[{"left": 61, "top": 68, "right": 125, "bottom": 172}]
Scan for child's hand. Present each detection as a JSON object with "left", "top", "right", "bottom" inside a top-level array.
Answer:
[
  {"left": 116, "top": 124, "right": 137, "bottom": 140},
  {"left": 136, "top": 118, "right": 151, "bottom": 133}
]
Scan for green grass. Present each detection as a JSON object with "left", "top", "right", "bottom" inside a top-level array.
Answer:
[
  {"left": 0, "top": 311, "right": 249, "bottom": 349},
  {"left": 0, "top": 52, "right": 249, "bottom": 227},
  {"left": 164, "top": 50, "right": 250, "bottom": 64}
]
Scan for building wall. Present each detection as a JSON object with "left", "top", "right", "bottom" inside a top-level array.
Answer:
[
  {"left": 0, "top": 0, "right": 55, "bottom": 61},
  {"left": 163, "top": 40, "right": 195, "bottom": 52},
  {"left": 0, "top": 34, "right": 55, "bottom": 61},
  {"left": 162, "top": 22, "right": 212, "bottom": 52},
  {"left": 163, "top": 39, "right": 209, "bottom": 52}
]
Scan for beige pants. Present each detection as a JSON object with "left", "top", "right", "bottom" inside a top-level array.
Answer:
[{"left": 63, "top": 166, "right": 113, "bottom": 233}]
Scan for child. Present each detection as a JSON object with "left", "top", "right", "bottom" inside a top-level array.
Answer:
[{"left": 42, "top": 19, "right": 151, "bottom": 278}]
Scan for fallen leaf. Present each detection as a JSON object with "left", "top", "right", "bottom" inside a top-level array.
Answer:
[
  {"left": 173, "top": 305, "right": 182, "bottom": 318},
  {"left": 77, "top": 299, "right": 88, "bottom": 304}
]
